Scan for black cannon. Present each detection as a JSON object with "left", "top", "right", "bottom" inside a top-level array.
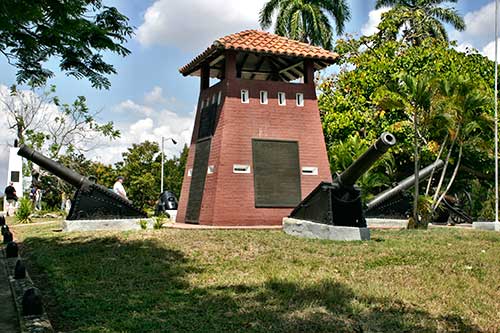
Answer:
[
  {"left": 365, "top": 159, "right": 445, "bottom": 217},
  {"left": 18, "top": 145, "right": 146, "bottom": 220},
  {"left": 364, "top": 159, "right": 473, "bottom": 224},
  {"left": 154, "top": 191, "right": 178, "bottom": 216},
  {"left": 289, "top": 132, "right": 396, "bottom": 227}
]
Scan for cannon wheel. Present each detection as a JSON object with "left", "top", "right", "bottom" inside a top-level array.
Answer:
[
  {"left": 456, "top": 191, "right": 473, "bottom": 217},
  {"left": 450, "top": 209, "right": 472, "bottom": 224}
]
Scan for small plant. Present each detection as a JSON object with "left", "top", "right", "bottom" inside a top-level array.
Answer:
[
  {"left": 138, "top": 219, "right": 148, "bottom": 230},
  {"left": 15, "top": 197, "right": 33, "bottom": 224},
  {"left": 407, "top": 195, "right": 433, "bottom": 229},
  {"left": 153, "top": 216, "right": 165, "bottom": 230}
]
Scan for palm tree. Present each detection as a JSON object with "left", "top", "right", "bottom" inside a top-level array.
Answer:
[
  {"left": 431, "top": 75, "right": 493, "bottom": 211},
  {"left": 375, "top": 0, "right": 465, "bottom": 45},
  {"left": 259, "top": 0, "right": 351, "bottom": 50},
  {"left": 376, "top": 73, "right": 435, "bottom": 227}
]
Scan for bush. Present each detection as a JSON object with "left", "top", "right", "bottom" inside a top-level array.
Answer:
[
  {"left": 138, "top": 219, "right": 148, "bottom": 230},
  {"left": 153, "top": 216, "right": 165, "bottom": 230},
  {"left": 16, "top": 197, "right": 33, "bottom": 224}
]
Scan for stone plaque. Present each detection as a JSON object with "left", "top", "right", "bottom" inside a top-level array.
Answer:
[{"left": 252, "top": 139, "right": 301, "bottom": 207}]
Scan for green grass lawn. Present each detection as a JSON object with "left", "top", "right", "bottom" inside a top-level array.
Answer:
[{"left": 11, "top": 222, "right": 500, "bottom": 332}]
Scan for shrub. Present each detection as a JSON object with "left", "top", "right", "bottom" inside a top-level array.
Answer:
[
  {"left": 138, "top": 219, "right": 148, "bottom": 230},
  {"left": 16, "top": 197, "right": 33, "bottom": 224},
  {"left": 153, "top": 216, "right": 165, "bottom": 230}
]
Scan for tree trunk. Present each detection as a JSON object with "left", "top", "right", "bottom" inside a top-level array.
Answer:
[
  {"left": 425, "top": 134, "right": 448, "bottom": 196},
  {"left": 435, "top": 144, "right": 463, "bottom": 209}
]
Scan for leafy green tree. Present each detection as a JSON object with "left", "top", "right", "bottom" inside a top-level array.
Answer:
[
  {"left": 375, "top": 0, "right": 465, "bottom": 45},
  {"left": 36, "top": 152, "right": 104, "bottom": 209},
  {"left": 259, "top": 0, "right": 351, "bottom": 50},
  {"left": 0, "top": 0, "right": 133, "bottom": 88},
  {"left": 431, "top": 75, "right": 493, "bottom": 210},
  {"left": 319, "top": 37, "right": 495, "bottom": 218},
  {"left": 162, "top": 145, "right": 189, "bottom": 198},
  {"left": 118, "top": 141, "right": 161, "bottom": 209},
  {"left": 374, "top": 73, "right": 435, "bottom": 226}
]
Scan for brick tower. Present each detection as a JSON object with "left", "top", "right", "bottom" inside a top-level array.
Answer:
[{"left": 176, "top": 30, "right": 338, "bottom": 226}]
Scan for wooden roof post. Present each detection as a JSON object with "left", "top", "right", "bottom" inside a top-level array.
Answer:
[
  {"left": 303, "top": 59, "right": 314, "bottom": 85},
  {"left": 200, "top": 62, "right": 210, "bottom": 91},
  {"left": 225, "top": 50, "right": 237, "bottom": 80}
]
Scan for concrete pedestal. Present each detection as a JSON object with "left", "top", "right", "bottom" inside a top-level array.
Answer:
[
  {"left": 63, "top": 218, "right": 155, "bottom": 232},
  {"left": 366, "top": 218, "right": 408, "bottom": 228},
  {"left": 165, "top": 210, "right": 177, "bottom": 222},
  {"left": 282, "top": 217, "right": 370, "bottom": 241},
  {"left": 472, "top": 221, "right": 500, "bottom": 231}
]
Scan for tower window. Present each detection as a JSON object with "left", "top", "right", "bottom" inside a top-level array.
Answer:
[
  {"left": 217, "top": 91, "right": 222, "bottom": 105},
  {"left": 241, "top": 89, "right": 249, "bottom": 103},
  {"left": 260, "top": 91, "right": 268, "bottom": 104},
  {"left": 233, "top": 164, "right": 251, "bottom": 174},
  {"left": 278, "top": 92, "right": 286, "bottom": 106},
  {"left": 301, "top": 167, "right": 318, "bottom": 175},
  {"left": 296, "top": 93, "right": 304, "bottom": 107},
  {"left": 212, "top": 94, "right": 217, "bottom": 105}
]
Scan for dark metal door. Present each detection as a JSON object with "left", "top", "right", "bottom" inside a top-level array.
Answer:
[
  {"left": 252, "top": 139, "right": 301, "bottom": 207},
  {"left": 185, "top": 138, "right": 211, "bottom": 223}
]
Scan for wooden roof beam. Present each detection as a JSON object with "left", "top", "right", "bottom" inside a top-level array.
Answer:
[
  {"left": 236, "top": 53, "right": 250, "bottom": 78},
  {"left": 250, "top": 55, "right": 267, "bottom": 80}
]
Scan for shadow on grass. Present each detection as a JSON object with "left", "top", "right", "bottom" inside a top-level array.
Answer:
[{"left": 20, "top": 235, "right": 481, "bottom": 333}]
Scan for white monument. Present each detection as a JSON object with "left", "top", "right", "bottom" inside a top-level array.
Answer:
[{"left": 3, "top": 146, "right": 23, "bottom": 213}]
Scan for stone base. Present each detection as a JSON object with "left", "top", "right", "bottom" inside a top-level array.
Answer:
[
  {"left": 63, "top": 218, "right": 155, "bottom": 232},
  {"left": 165, "top": 210, "right": 177, "bottom": 222},
  {"left": 472, "top": 221, "right": 500, "bottom": 231},
  {"left": 282, "top": 217, "right": 370, "bottom": 241},
  {"left": 366, "top": 218, "right": 408, "bottom": 228}
]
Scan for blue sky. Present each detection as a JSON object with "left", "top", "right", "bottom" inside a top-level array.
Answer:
[{"left": 0, "top": 0, "right": 496, "bottom": 188}]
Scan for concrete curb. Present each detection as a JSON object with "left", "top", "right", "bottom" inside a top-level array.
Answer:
[
  {"left": 366, "top": 218, "right": 408, "bottom": 229},
  {"left": 1, "top": 248, "right": 54, "bottom": 333},
  {"left": 63, "top": 218, "right": 156, "bottom": 232},
  {"left": 472, "top": 221, "right": 500, "bottom": 231}
]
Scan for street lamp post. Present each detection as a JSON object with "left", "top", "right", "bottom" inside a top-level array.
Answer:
[{"left": 161, "top": 137, "right": 177, "bottom": 194}]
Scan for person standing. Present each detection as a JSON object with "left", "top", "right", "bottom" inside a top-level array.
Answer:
[
  {"left": 4, "top": 182, "right": 17, "bottom": 216},
  {"left": 113, "top": 176, "right": 128, "bottom": 199},
  {"left": 34, "top": 187, "right": 42, "bottom": 211}
]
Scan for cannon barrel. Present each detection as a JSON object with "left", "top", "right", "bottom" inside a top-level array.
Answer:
[
  {"left": 337, "top": 132, "right": 396, "bottom": 187},
  {"left": 18, "top": 145, "right": 91, "bottom": 188},
  {"left": 289, "top": 132, "right": 396, "bottom": 228},
  {"left": 365, "top": 159, "right": 445, "bottom": 211}
]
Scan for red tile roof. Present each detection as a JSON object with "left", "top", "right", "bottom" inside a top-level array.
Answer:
[{"left": 179, "top": 30, "right": 339, "bottom": 76}]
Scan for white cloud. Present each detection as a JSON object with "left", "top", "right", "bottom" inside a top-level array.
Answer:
[
  {"left": 144, "top": 86, "right": 167, "bottom": 105},
  {"left": 91, "top": 102, "right": 194, "bottom": 165},
  {"left": 482, "top": 38, "right": 500, "bottom": 61},
  {"left": 451, "top": 1, "right": 495, "bottom": 51},
  {"left": 462, "top": 2, "right": 495, "bottom": 39},
  {"left": 115, "top": 99, "right": 154, "bottom": 116},
  {"left": 136, "top": 0, "right": 266, "bottom": 49},
  {"left": 361, "top": 7, "right": 390, "bottom": 36}
]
